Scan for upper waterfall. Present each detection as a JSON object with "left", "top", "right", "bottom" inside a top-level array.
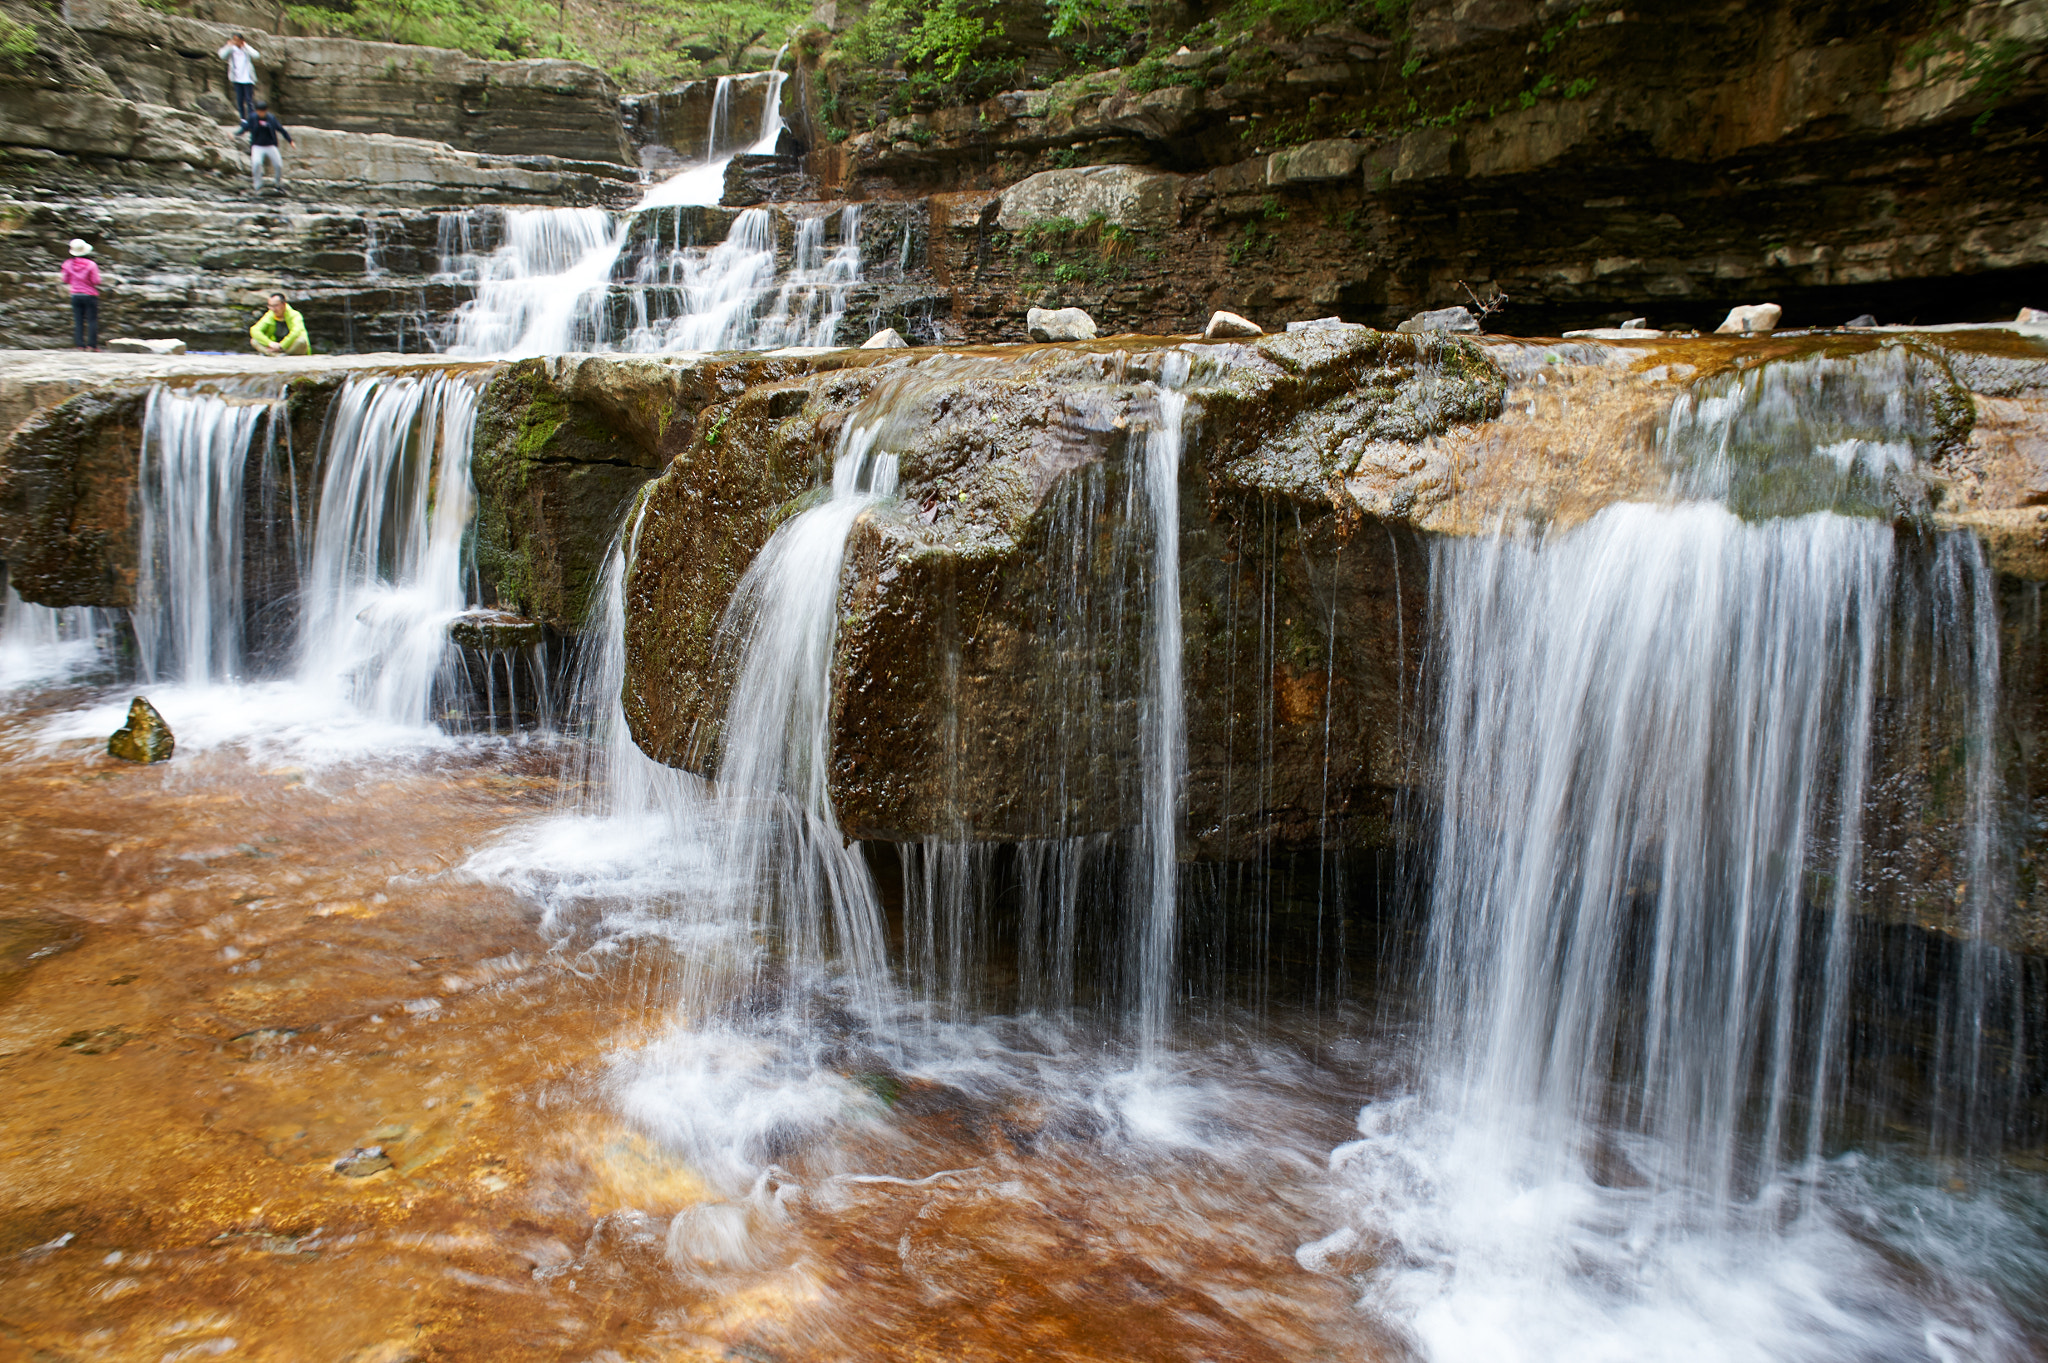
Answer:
[{"left": 434, "top": 52, "right": 858, "bottom": 359}]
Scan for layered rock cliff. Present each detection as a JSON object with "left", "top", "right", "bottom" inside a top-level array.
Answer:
[{"left": 803, "top": 0, "right": 2046, "bottom": 336}]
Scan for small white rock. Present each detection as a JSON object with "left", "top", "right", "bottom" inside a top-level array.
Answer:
[
  {"left": 1204, "top": 310, "right": 1262, "bottom": 339},
  {"left": 860, "top": 327, "right": 908, "bottom": 348},
  {"left": 106, "top": 337, "right": 188, "bottom": 355},
  {"left": 1714, "top": 303, "right": 1782, "bottom": 334},
  {"left": 2018, "top": 306, "right": 2047, "bottom": 325},
  {"left": 1620, "top": 317, "right": 1649, "bottom": 330},
  {"left": 1286, "top": 316, "right": 1360, "bottom": 332}
]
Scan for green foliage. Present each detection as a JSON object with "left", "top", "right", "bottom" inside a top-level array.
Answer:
[
  {"left": 287, "top": 0, "right": 803, "bottom": 83},
  {"left": 1537, "top": 3, "right": 1590, "bottom": 54},
  {"left": 0, "top": 12, "right": 35, "bottom": 67},
  {"left": 1212, "top": 0, "right": 1405, "bottom": 41},
  {"left": 1012, "top": 212, "right": 1141, "bottom": 284},
  {"left": 1906, "top": 1, "right": 2042, "bottom": 134},
  {"left": 840, "top": 0, "right": 1004, "bottom": 90},
  {"left": 1563, "top": 75, "right": 1596, "bottom": 99},
  {"left": 1518, "top": 72, "right": 1557, "bottom": 109},
  {"left": 1228, "top": 220, "right": 1273, "bottom": 265},
  {"left": 286, "top": 0, "right": 560, "bottom": 59},
  {"left": 1125, "top": 54, "right": 1204, "bottom": 94}
]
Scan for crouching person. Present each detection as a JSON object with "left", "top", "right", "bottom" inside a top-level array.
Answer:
[{"left": 250, "top": 292, "right": 311, "bottom": 355}]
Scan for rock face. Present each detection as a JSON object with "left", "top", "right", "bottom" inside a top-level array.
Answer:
[
  {"left": 619, "top": 329, "right": 1505, "bottom": 852},
  {"left": 58, "top": 0, "right": 632, "bottom": 163},
  {"left": 996, "top": 166, "right": 1184, "bottom": 235},
  {"left": 107, "top": 696, "right": 174, "bottom": 763},
  {"left": 810, "top": 0, "right": 2046, "bottom": 336},
  {"left": 0, "top": 390, "right": 148, "bottom": 606}
]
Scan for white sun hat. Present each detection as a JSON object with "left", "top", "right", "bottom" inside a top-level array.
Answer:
[{"left": 68, "top": 239, "right": 92, "bottom": 256}]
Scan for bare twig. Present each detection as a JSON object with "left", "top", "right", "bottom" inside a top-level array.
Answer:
[{"left": 1459, "top": 280, "right": 1509, "bottom": 320}]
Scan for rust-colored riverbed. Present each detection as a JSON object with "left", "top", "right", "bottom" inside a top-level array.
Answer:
[{"left": 0, "top": 688, "right": 1375, "bottom": 1363}]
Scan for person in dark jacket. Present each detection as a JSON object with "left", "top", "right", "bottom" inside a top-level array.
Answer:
[{"left": 238, "top": 99, "right": 293, "bottom": 194}]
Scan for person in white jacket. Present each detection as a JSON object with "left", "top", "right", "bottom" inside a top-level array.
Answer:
[{"left": 218, "top": 35, "right": 260, "bottom": 121}]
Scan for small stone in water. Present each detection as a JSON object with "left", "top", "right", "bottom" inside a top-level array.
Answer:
[
  {"left": 1395, "top": 305, "right": 1481, "bottom": 334},
  {"left": 860, "top": 327, "right": 908, "bottom": 348},
  {"left": 1204, "top": 310, "right": 1262, "bottom": 338},
  {"left": 107, "top": 697, "right": 174, "bottom": 764},
  {"left": 1844, "top": 313, "right": 1879, "bottom": 328},
  {"left": 1714, "top": 302, "right": 1782, "bottom": 334},
  {"left": 448, "top": 610, "right": 543, "bottom": 651},
  {"left": 334, "top": 1145, "right": 393, "bottom": 1177},
  {"left": 2019, "top": 306, "right": 2047, "bottom": 325}
]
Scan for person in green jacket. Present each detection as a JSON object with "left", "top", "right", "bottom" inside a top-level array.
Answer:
[{"left": 250, "top": 292, "right": 310, "bottom": 355}]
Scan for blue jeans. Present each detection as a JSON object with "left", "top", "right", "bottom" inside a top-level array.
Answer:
[
  {"left": 232, "top": 82, "right": 255, "bottom": 119},
  {"left": 70, "top": 294, "right": 98, "bottom": 348}
]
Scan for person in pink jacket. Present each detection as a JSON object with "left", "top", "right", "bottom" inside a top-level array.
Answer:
[{"left": 60, "top": 239, "right": 100, "bottom": 350}]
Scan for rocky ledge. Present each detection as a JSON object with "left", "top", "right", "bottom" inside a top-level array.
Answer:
[{"left": 4, "top": 324, "right": 2047, "bottom": 952}]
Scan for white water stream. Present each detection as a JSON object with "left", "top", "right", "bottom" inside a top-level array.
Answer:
[
  {"left": 432, "top": 55, "right": 864, "bottom": 358},
  {"left": 28, "top": 374, "right": 493, "bottom": 758},
  {"left": 0, "top": 588, "right": 105, "bottom": 692}
]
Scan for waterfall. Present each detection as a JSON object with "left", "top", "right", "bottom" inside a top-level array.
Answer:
[
  {"left": 296, "top": 371, "right": 481, "bottom": 728},
  {"left": 697, "top": 415, "right": 898, "bottom": 1007},
  {"left": 1422, "top": 506, "right": 1901, "bottom": 1203},
  {"left": 436, "top": 51, "right": 846, "bottom": 358},
  {"left": 1133, "top": 348, "right": 1192, "bottom": 1051},
  {"left": 132, "top": 386, "right": 279, "bottom": 686},
  {"left": 435, "top": 208, "right": 620, "bottom": 357},
  {"left": 1314, "top": 350, "right": 2034, "bottom": 1357},
  {"left": 0, "top": 587, "right": 105, "bottom": 692},
  {"left": 618, "top": 205, "right": 861, "bottom": 353}
]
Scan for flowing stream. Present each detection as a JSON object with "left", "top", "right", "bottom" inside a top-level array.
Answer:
[{"left": 432, "top": 54, "right": 865, "bottom": 357}]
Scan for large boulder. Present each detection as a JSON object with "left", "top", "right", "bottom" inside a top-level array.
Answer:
[
  {"left": 996, "top": 165, "right": 1184, "bottom": 236},
  {"left": 621, "top": 329, "right": 1507, "bottom": 850},
  {"left": 1026, "top": 307, "right": 1098, "bottom": 342},
  {"left": 470, "top": 351, "right": 872, "bottom": 633}
]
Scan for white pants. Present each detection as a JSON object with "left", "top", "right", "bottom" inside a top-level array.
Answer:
[{"left": 250, "top": 144, "right": 284, "bottom": 189}]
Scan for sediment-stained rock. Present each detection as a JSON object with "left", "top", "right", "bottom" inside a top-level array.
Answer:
[{"left": 618, "top": 329, "right": 1504, "bottom": 852}]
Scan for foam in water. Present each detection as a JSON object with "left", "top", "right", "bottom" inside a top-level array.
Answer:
[{"left": 0, "top": 587, "right": 105, "bottom": 693}]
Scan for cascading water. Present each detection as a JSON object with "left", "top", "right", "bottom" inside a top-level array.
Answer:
[
  {"left": 1132, "top": 349, "right": 1192, "bottom": 1051},
  {"left": 0, "top": 587, "right": 105, "bottom": 692},
  {"left": 434, "top": 53, "right": 852, "bottom": 358},
  {"left": 296, "top": 371, "right": 482, "bottom": 727},
  {"left": 132, "top": 385, "right": 280, "bottom": 686},
  {"left": 1312, "top": 349, "right": 2041, "bottom": 1361}
]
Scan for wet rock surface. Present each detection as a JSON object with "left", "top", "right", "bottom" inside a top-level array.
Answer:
[{"left": 106, "top": 696, "right": 174, "bottom": 763}]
